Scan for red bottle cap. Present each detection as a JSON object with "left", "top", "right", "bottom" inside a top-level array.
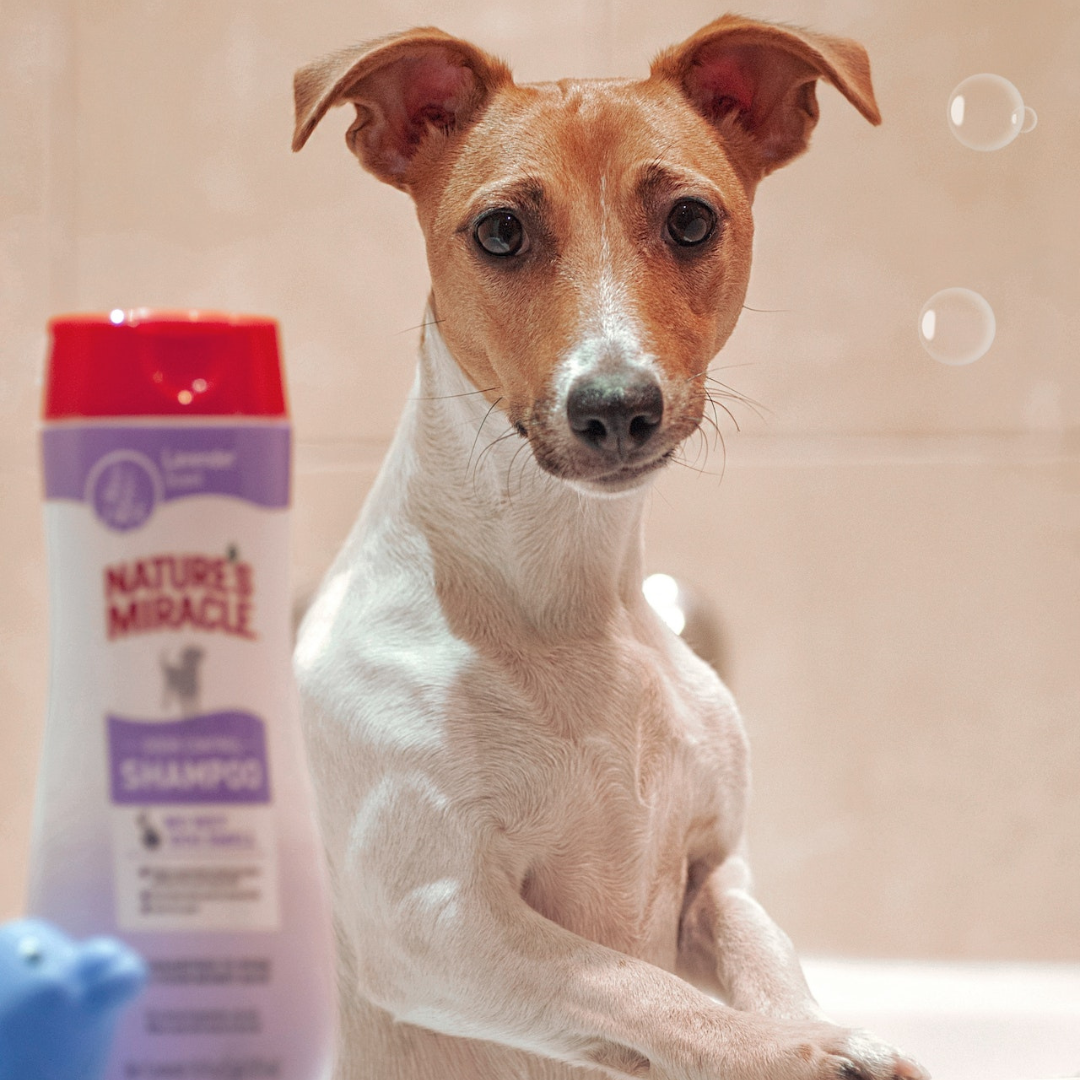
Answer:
[{"left": 44, "top": 309, "right": 287, "bottom": 419}]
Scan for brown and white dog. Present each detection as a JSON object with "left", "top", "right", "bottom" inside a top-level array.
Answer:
[{"left": 293, "top": 16, "right": 927, "bottom": 1080}]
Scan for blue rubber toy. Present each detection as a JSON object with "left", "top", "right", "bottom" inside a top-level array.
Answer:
[{"left": 0, "top": 918, "right": 147, "bottom": 1080}]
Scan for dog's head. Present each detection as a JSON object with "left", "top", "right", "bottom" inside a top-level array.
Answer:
[{"left": 294, "top": 17, "right": 879, "bottom": 494}]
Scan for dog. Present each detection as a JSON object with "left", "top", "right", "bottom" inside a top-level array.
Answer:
[
  {"left": 292, "top": 15, "right": 928, "bottom": 1080},
  {"left": 160, "top": 645, "right": 204, "bottom": 716}
]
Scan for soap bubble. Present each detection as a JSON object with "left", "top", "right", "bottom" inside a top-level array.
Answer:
[
  {"left": 948, "top": 74, "right": 1037, "bottom": 151},
  {"left": 918, "top": 288, "right": 996, "bottom": 366}
]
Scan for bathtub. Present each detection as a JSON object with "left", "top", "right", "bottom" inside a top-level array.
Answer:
[{"left": 803, "top": 958, "right": 1080, "bottom": 1080}]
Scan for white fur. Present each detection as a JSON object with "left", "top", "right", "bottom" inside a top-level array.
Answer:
[
  {"left": 295, "top": 315, "right": 925, "bottom": 1080},
  {"left": 551, "top": 176, "right": 655, "bottom": 414}
]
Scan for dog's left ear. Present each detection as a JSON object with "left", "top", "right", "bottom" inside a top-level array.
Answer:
[
  {"left": 651, "top": 15, "right": 880, "bottom": 185},
  {"left": 292, "top": 28, "right": 512, "bottom": 191}
]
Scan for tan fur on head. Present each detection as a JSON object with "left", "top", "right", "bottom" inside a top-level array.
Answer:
[
  {"left": 291, "top": 18, "right": 881, "bottom": 485},
  {"left": 298, "top": 71, "right": 760, "bottom": 460}
]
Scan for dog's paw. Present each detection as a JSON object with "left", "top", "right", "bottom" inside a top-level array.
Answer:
[
  {"left": 773, "top": 1021, "right": 929, "bottom": 1080},
  {"left": 658, "top": 1010, "right": 928, "bottom": 1080}
]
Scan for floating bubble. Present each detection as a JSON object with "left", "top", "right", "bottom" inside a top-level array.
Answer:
[
  {"left": 948, "top": 74, "right": 1037, "bottom": 151},
  {"left": 918, "top": 288, "right": 996, "bottom": 366}
]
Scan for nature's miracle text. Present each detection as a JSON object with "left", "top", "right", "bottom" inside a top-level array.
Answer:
[{"left": 105, "top": 553, "right": 256, "bottom": 640}]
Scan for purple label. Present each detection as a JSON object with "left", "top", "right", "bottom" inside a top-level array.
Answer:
[
  {"left": 108, "top": 711, "right": 272, "bottom": 805},
  {"left": 42, "top": 424, "right": 289, "bottom": 531}
]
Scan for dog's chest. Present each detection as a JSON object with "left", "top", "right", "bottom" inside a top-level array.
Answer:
[{"left": 491, "top": 636, "right": 745, "bottom": 968}]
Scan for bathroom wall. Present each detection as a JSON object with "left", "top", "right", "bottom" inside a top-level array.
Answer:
[{"left": 1, "top": 0, "right": 1076, "bottom": 959}]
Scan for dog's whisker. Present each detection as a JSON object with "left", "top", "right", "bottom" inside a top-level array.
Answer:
[
  {"left": 414, "top": 385, "right": 502, "bottom": 402},
  {"left": 649, "top": 481, "right": 677, "bottom": 513},
  {"left": 513, "top": 438, "right": 534, "bottom": 496},
  {"left": 702, "top": 419, "right": 720, "bottom": 475},
  {"left": 705, "top": 391, "right": 741, "bottom": 434},
  {"left": 704, "top": 378, "right": 771, "bottom": 424},
  {"left": 699, "top": 406, "right": 725, "bottom": 444},
  {"left": 684, "top": 370, "right": 770, "bottom": 428},
  {"left": 475, "top": 427, "right": 517, "bottom": 464},
  {"left": 682, "top": 419, "right": 710, "bottom": 473},
  {"left": 714, "top": 422, "right": 730, "bottom": 486},
  {"left": 685, "top": 361, "right": 759, "bottom": 379},
  {"left": 397, "top": 316, "right": 447, "bottom": 335},
  {"left": 693, "top": 429, "right": 710, "bottom": 474},
  {"left": 470, "top": 428, "right": 518, "bottom": 492},
  {"left": 517, "top": 449, "right": 535, "bottom": 500},
  {"left": 714, "top": 428, "right": 729, "bottom": 486},
  {"left": 469, "top": 432, "right": 511, "bottom": 492},
  {"left": 693, "top": 401, "right": 729, "bottom": 484},
  {"left": 674, "top": 422, "right": 727, "bottom": 480},
  {"left": 668, "top": 451, "right": 719, "bottom": 479},
  {"left": 505, "top": 439, "right": 533, "bottom": 503},
  {"left": 703, "top": 374, "right": 760, "bottom": 402},
  {"left": 466, "top": 396, "right": 505, "bottom": 477}
]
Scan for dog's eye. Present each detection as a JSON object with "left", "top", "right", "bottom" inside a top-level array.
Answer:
[
  {"left": 666, "top": 200, "right": 717, "bottom": 247},
  {"left": 475, "top": 211, "right": 526, "bottom": 257}
]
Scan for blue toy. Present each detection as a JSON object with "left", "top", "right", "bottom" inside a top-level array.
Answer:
[{"left": 0, "top": 919, "right": 147, "bottom": 1080}]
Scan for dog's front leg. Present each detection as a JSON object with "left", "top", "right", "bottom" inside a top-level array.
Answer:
[
  {"left": 343, "top": 844, "right": 755, "bottom": 1079},
  {"left": 676, "top": 854, "right": 825, "bottom": 1021},
  {"left": 345, "top": 867, "right": 903, "bottom": 1080},
  {"left": 339, "top": 786, "right": 929, "bottom": 1080},
  {"left": 676, "top": 854, "right": 929, "bottom": 1078}
]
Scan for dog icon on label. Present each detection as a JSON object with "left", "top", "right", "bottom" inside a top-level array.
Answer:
[{"left": 161, "top": 645, "right": 204, "bottom": 716}]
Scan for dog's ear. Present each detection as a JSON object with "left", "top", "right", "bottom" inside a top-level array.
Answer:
[
  {"left": 650, "top": 15, "right": 880, "bottom": 185},
  {"left": 292, "top": 28, "right": 513, "bottom": 190}
]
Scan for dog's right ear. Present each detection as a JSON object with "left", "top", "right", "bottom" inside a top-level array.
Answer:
[
  {"left": 292, "top": 29, "right": 513, "bottom": 191},
  {"left": 650, "top": 15, "right": 880, "bottom": 188}
]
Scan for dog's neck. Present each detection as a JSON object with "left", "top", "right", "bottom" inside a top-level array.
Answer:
[{"left": 369, "top": 312, "right": 651, "bottom": 639}]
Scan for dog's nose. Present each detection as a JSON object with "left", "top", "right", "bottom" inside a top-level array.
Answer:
[{"left": 566, "top": 372, "right": 663, "bottom": 457}]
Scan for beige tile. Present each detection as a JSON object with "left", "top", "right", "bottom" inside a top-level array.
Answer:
[
  {"left": 0, "top": 0, "right": 74, "bottom": 921},
  {"left": 0, "top": 470, "right": 48, "bottom": 922},
  {"left": 646, "top": 443, "right": 1080, "bottom": 959},
  {"left": 1, "top": 0, "right": 72, "bottom": 455},
  {"left": 299, "top": 0, "right": 611, "bottom": 84},
  {"left": 292, "top": 443, "right": 384, "bottom": 612}
]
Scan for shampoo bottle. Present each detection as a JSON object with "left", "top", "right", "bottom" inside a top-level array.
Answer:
[{"left": 29, "top": 309, "right": 336, "bottom": 1079}]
